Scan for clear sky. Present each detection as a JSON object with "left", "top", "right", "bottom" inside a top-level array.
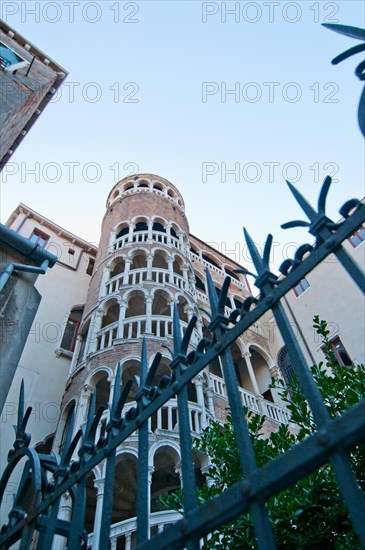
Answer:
[{"left": 1, "top": 1, "right": 364, "bottom": 275}]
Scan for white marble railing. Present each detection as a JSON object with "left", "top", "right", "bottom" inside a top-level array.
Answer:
[
  {"left": 113, "top": 230, "right": 186, "bottom": 253},
  {"left": 87, "top": 510, "right": 182, "bottom": 549},
  {"left": 92, "top": 400, "right": 212, "bottom": 443},
  {"left": 121, "top": 398, "right": 212, "bottom": 435},
  {"left": 95, "top": 316, "right": 201, "bottom": 351},
  {"left": 210, "top": 374, "right": 290, "bottom": 424},
  {"left": 96, "top": 322, "right": 118, "bottom": 351},
  {"left": 106, "top": 268, "right": 194, "bottom": 296}
]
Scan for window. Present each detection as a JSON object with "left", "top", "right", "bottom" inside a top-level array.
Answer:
[
  {"left": 327, "top": 337, "right": 352, "bottom": 366},
  {"left": 278, "top": 346, "right": 295, "bottom": 385},
  {"left": 60, "top": 307, "right": 84, "bottom": 352},
  {"left": 0, "top": 41, "right": 29, "bottom": 72},
  {"left": 86, "top": 258, "right": 95, "bottom": 276},
  {"left": 348, "top": 226, "right": 365, "bottom": 248},
  {"left": 29, "top": 228, "right": 49, "bottom": 248},
  {"left": 293, "top": 278, "right": 310, "bottom": 297}
]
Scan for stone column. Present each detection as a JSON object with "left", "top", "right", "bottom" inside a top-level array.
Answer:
[
  {"left": 146, "top": 253, "right": 153, "bottom": 281},
  {"left": 99, "top": 265, "right": 111, "bottom": 299},
  {"left": 75, "top": 384, "right": 93, "bottom": 428},
  {"left": 68, "top": 334, "right": 82, "bottom": 375},
  {"left": 52, "top": 492, "right": 72, "bottom": 549},
  {"left": 86, "top": 309, "right": 103, "bottom": 355},
  {"left": 92, "top": 478, "right": 105, "bottom": 550},
  {"left": 127, "top": 222, "right": 135, "bottom": 243},
  {"left": 243, "top": 352, "right": 261, "bottom": 396},
  {"left": 119, "top": 300, "right": 127, "bottom": 340},
  {"left": 167, "top": 258, "right": 174, "bottom": 285},
  {"left": 145, "top": 297, "right": 153, "bottom": 334},
  {"left": 123, "top": 259, "right": 132, "bottom": 285},
  {"left": 194, "top": 374, "right": 207, "bottom": 430},
  {"left": 205, "top": 386, "right": 215, "bottom": 415},
  {"left": 147, "top": 220, "right": 153, "bottom": 242}
]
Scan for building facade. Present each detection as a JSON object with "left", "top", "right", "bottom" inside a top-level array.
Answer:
[
  {"left": 0, "top": 20, "right": 68, "bottom": 170},
  {"left": 1, "top": 174, "right": 363, "bottom": 548}
]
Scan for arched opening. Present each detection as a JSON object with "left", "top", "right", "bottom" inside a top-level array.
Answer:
[
  {"left": 153, "top": 183, "right": 164, "bottom": 192},
  {"left": 116, "top": 224, "right": 129, "bottom": 239},
  {"left": 195, "top": 275, "right": 205, "bottom": 292},
  {"left": 250, "top": 348, "right": 273, "bottom": 401},
  {"left": 151, "top": 447, "right": 180, "bottom": 513},
  {"left": 167, "top": 189, "right": 175, "bottom": 199},
  {"left": 138, "top": 180, "right": 149, "bottom": 188},
  {"left": 225, "top": 268, "right": 240, "bottom": 281},
  {"left": 152, "top": 290, "right": 171, "bottom": 316},
  {"left": 94, "top": 372, "right": 110, "bottom": 413},
  {"left": 152, "top": 252, "right": 168, "bottom": 270},
  {"left": 170, "top": 227, "right": 178, "bottom": 239},
  {"left": 152, "top": 222, "right": 166, "bottom": 233},
  {"left": 202, "top": 254, "right": 221, "bottom": 270},
  {"left": 121, "top": 360, "right": 140, "bottom": 402},
  {"left": 59, "top": 401, "right": 76, "bottom": 453},
  {"left": 134, "top": 221, "right": 148, "bottom": 232},
  {"left": 177, "top": 296, "right": 189, "bottom": 323},
  {"left": 125, "top": 291, "right": 145, "bottom": 318},
  {"left": 173, "top": 257, "right": 184, "bottom": 277},
  {"left": 112, "top": 454, "right": 138, "bottom": 523},
  {"left": 110, "top": 259, "right": 125, "bottom": 278},
  {"left": 124, "top": 182, "right": 134, "bottom": 191},
  {"left": 130, "top": 251, "right": 147, "bottom": 270},
  {"left": 101, "top": 302, "right": 119, "bottom": 328},
  {"left": 230, "top": 343, "right": 251, "bottom": 391}
]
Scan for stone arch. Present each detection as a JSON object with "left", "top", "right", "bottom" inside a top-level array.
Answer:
[
  {"left": 130, "top": 249, "right": 148, "bottom": 270},
  {"left": 101, "top": 300, "right": 119, "bottom": 328},
  {"left": 108, "top": 256, "right": 126, "bottom": 278},
  {"left": 202, "top": 252, "right": 222, "bottom": 271},
  {"left": 58, "top": 398, "right": 77, "bottom": 453},
  {"left": 120, "top": 358, "right": 141, "bottom": 402},
  {"left": 152, "top": 180, "right": 165, "bottom": 193},
  {"left": 175, "top": 294, "right": 189, "bottom": 323},
  {"left": 170, "top": 222, "right": 182, "bottom": 240},
  {"left": 152, "top": 216, "right": 168, "bottom": 233},
  {"left": 152, "top": 289, "right": 172, "bottom": 316},
  {"left": 152, "top": 249, "right": 169, "bottom": 270},
  {"left": 151, "top": 444, "right": 181, "bottom": 512},
  {"left": 247, "top": 344, "right": 274, "bottom": 400},
  {"left": 112, "top": 452, "right": 138, "bottom": 522},
  {"left": 115, "top": 222, "right": 129, "bottom": 240},
  {"left": 125, "top": 289, "right": 146, "bottom": 318}
]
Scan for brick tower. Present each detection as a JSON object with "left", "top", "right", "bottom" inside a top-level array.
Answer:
[{"left": 53, "top": 174, "right": 284, "bottom": 549}]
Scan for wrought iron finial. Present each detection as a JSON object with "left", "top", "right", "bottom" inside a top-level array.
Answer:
[
  {"left": 240, "top": 230, "right": 278, "bottom": 294},
  {"left": 9, "top": 380, "right": 32, "bottom": 458},
  {"left": 323, "top": 23, "right": 365, "bottom": 137},
  {"left": 281, "top": 178, "right": 338, "bottom": 241}
]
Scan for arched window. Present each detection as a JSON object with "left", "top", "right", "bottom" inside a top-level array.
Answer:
[
  {"left": 59, "top": 402, "right": 75, "bottom": 453},
  {"left": 278, "top": 347, "right": 295, "bottom": 385},
  {"left": 60, "top": 306, "right": 84, "bottom": 352}
]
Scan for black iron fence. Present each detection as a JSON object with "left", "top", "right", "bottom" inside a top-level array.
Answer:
[{"left": 0, "top": 23, "right": 364, "bottom": 550}]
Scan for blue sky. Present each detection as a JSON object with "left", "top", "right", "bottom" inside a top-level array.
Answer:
[{"left": 1, "top": 1, "right": 364, "bottom": 274}]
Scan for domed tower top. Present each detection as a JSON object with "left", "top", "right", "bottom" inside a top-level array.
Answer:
[{"left": 106, "top": 173, "right": 185, "bottom": 212}]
